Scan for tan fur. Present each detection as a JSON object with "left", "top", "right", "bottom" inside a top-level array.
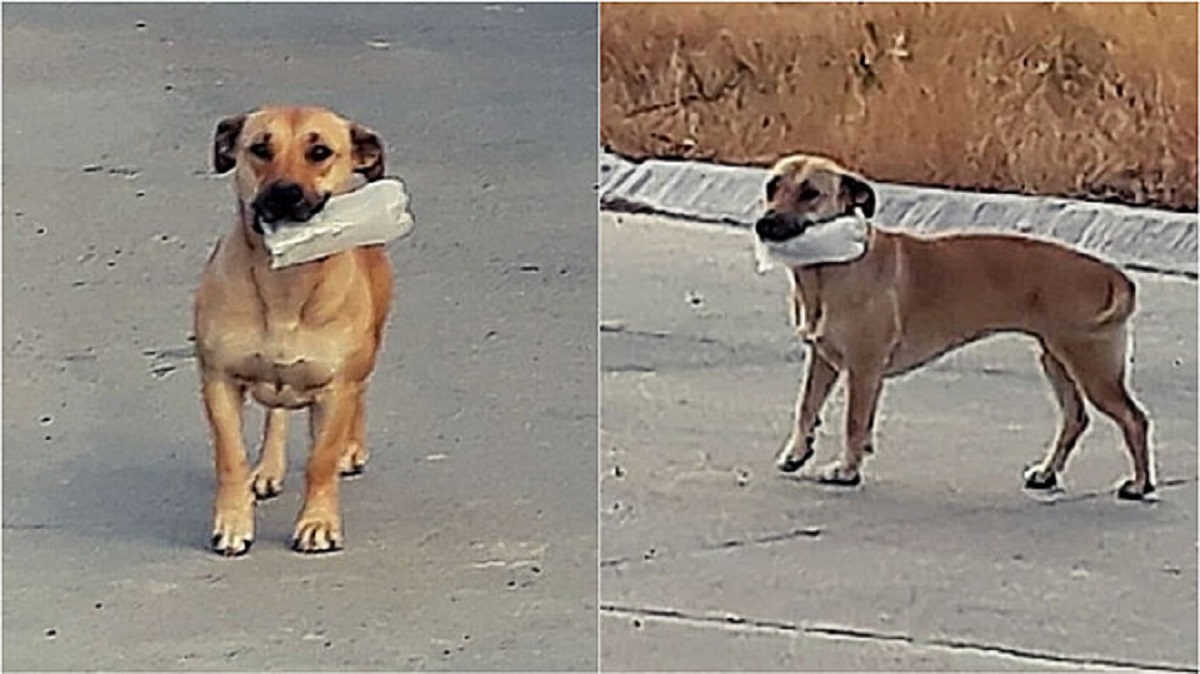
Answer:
[
  {"left": 766, "top": 155, "right": 1152, "bottom": 498},
  {"left": 195, "top": 106, "right": 394, "bottom": 555}
]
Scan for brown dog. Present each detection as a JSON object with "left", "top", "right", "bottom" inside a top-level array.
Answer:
[
  {"left": 194, "top": 106, "right": 394, "bottom": 555},
  {"left": 757, "top": 155, "right": 1153, "bottom": 499}
]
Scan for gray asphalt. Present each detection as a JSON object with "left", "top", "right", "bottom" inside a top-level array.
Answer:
[
  {"left": 3, "top": 4, "right": 597, "bottom": 671},
  {"left": 600, "top": 212, "right": 1198, "bottom": 672}
]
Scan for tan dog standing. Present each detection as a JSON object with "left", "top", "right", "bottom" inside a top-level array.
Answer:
[
  {"left": 757, "top": 155, "right": 1153, "bottom": 499},
  {"left": 194, "top": 106, "right": 394, "bottom": 555}
]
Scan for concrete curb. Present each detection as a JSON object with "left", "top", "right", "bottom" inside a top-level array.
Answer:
[{"left": 600, "top": 152, "right": 1198, "bottom": 277}]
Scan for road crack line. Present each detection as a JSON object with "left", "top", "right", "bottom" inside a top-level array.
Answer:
[
  {"left": 601, "top": 526, "right": 823, "bottom": 570},
  {"left": 600, "top": 603, "right": 1198, "bottom": 672},
  {"left": 705, "top": 526, "right": 823, "bottom": 551}
]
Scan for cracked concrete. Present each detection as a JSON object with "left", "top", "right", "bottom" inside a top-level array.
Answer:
[{"left": 600, "top": 212, "right": 1197, "bottom": 671}]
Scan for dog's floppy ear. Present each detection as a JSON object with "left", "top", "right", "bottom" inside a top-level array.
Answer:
[
  {"left": 840, "top": 173, "right": 876, "bottom": 218},
  {"left": 350, "top": 124, "right": 385, "bottom": 181},
  {"left": 212, "top": 114, "right": 247, "bottom": 174}
]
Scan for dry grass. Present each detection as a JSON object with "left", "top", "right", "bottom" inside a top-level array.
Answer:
[{"left": 601, "top": 3, "right": 1197, "bottom": 211}]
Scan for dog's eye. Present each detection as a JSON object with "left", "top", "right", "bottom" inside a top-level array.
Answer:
[
  {"left": 308, "top": 145, "right": 333, "bottom": 163},
  {"left": 799, "top": 186, "right": 821, "bottom": 202},
  {"left": 248, "top": 142, "right": 272, "bottom": 160},
  {"left": 765, "top": 175, "right": 781, "bottom": 201}
]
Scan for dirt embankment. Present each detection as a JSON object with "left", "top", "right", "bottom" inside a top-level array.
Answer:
[{"left": 601, "top": 3, "right": 1197, "bottom": 212}]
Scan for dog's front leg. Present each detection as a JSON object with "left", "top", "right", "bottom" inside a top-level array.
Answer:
[
  {"left": 203, "top": 375, "right": 255, "bottom": 556},
  {"left": 817, "top": 362, "right": 884, "bottom": 486},
  {"left": 776, "top": 350, "right": 839, "bottom": 473},
  {"left": 292, "top": 383, "right": 359, "bottom": 553}
]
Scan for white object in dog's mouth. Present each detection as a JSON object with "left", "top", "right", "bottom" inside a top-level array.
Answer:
[
  {"left": 753, "top": 212, "right": 870, "bottom": 274},
  {"left": 263, "top": 177, "right": 415, "bottom": 269}
]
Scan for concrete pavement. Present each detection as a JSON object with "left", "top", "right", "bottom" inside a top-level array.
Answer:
[
  {"left": 3, "top": 5, "right": 597, "bottom": 670},
  {"left": 600, "top": 212, "right": 1197, "bottom": 671}
]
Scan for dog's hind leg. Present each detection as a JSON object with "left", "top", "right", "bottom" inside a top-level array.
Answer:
[
  {"left": 1024, "top": 349, "right": 1089, "bottom": 491},
  {"left": 338, "top": 386, "right": 369, "bottom": 477},
  {"left": 1055, "top": 329, "right": 1153, "bottom": 500},
  {"left": 251, "top": 408, "right": 288, "bottom": 500},
  {"left": 776, "top": 351, "right": 839, "bottom": 473}
]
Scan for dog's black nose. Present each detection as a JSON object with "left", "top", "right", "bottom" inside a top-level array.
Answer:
[
  {"left": 755, "top": 210, "right": 795, "bottom": 242},
  {"left": 253, "top": 181, "right": 311, "bottom": 224}
]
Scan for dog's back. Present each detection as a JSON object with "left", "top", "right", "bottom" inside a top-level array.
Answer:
[{"left": 887, "top": 230, "right": 1135, "bottom": 335}]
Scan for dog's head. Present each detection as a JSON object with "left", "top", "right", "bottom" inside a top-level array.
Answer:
[
  {"left": 754, "top": 155, "right": 875, "bottom": 243},
  {"left": 212, "top": 106, "right": 385, "bottom": 232}
]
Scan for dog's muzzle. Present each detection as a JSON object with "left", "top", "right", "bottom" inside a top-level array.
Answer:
[
  {"left": 251, "top": 181, "right": 329, "bottom": 232},
  {"left": 754, "top": 210, "right": 811, "bottom": 242}
]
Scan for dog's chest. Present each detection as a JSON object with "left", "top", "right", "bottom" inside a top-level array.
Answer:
[
  {"left": 792, "top": 267, "right": 906, "bottom": 371},
  {"left": 204, "top": 324, "right": 346, "bottom": 408}
]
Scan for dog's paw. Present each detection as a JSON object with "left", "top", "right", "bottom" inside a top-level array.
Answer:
[
  {"left": 1116, "top": 479, "right": 1156, "bottom": 501},
  {"left": 338, "top": 442, "right": 368, "bottom": 478},
  {"left": 1022, "top": 464, "right": 1058, "bottom": 491},
  {"left": 211, "top": 503, "right": 255, "bottom": 557},
  {"left": 776, "top": 449, "right": 813, "bottom": 474},
  {"left": 816, "top": 461, "right": 861, "bottom": 487},
  {"left": 775, "top": 438, "right": 814, "bottom": 473},
  {"left": 292, "top": 510, "right": 344, "bottom": 554},
  {"left": 251, "top": 470, "right": 284, "bottom": 501}
]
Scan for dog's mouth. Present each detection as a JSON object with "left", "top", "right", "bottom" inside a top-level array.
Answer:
[
  {"left": 251, "top": 186, "right": 331, "bottom": 234},
  {"left": 752, "top": 209, "right": 871, "bottom": 273},
  {"left": 754, "top": 211, "right": 816, "bottom": 243}
]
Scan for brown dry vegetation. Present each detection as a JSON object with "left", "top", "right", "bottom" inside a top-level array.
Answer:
[{"left": 601, "top": 3, "right": 1198, "bottom": 211}]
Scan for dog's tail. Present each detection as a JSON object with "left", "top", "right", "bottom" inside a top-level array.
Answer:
[{"left": 1094, "top": 274, "right": 1136, "bottom": 328}]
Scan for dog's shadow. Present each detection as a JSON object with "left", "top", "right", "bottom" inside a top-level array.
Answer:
[
  {"left": 41, "top": 405, "right": 322, "bottom": 554},
  {"left": 50, "top": 446, "right": 213, "bottom": 552},
  {"left": 775, "top": 469, "right": 1177, "bottom": 533}
]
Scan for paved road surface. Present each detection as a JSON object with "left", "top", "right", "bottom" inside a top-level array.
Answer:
[
  {"left": 3, "top": 5, "right": 597, "bottom": 671},
  {"left": 600, "top": 212, "right": 1197, "bottom": 672}
]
